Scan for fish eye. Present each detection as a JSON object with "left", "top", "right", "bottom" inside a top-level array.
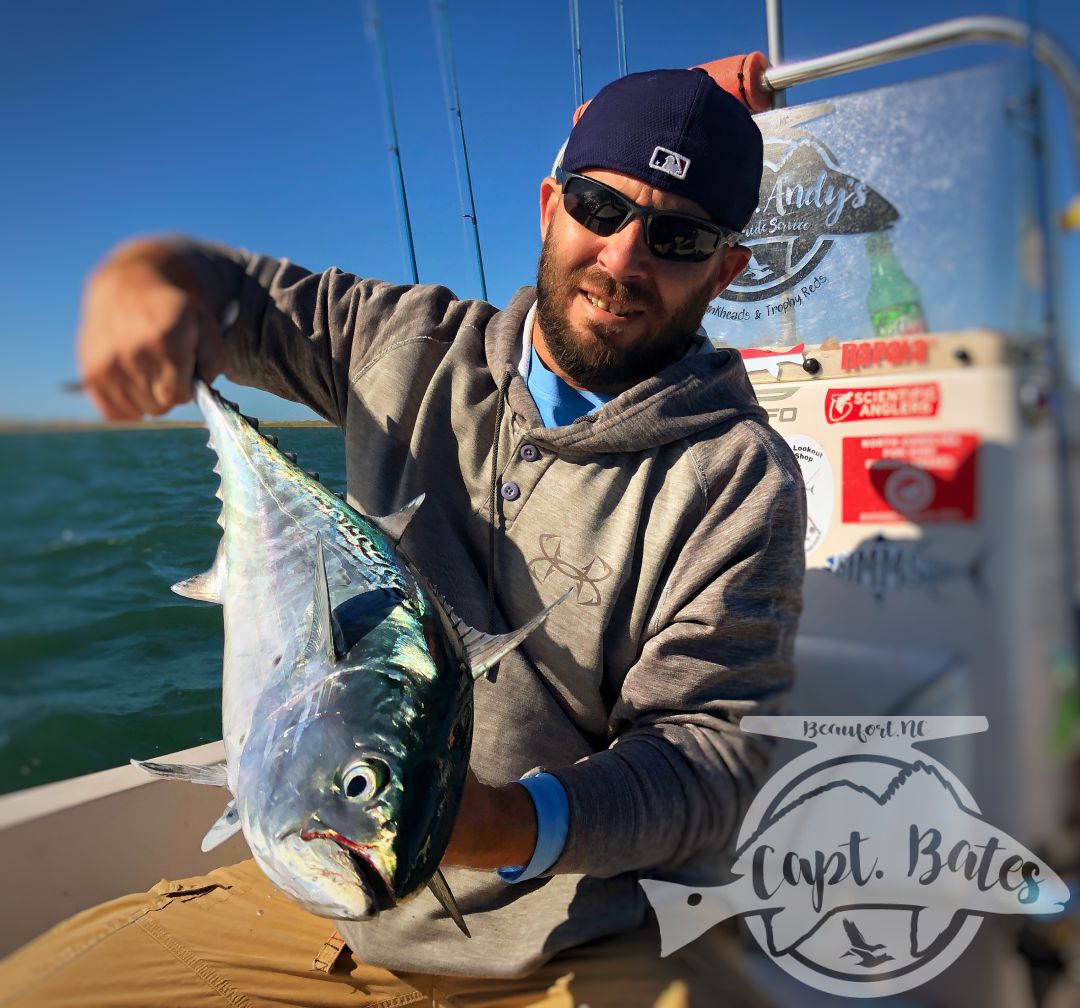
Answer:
[{"left": 340, "top": 759, "right": 388, "bottom": 801}]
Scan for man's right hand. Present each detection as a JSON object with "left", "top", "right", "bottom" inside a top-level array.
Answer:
[{"left": 77, "top": 240, "right": 227, "bottom": 420}]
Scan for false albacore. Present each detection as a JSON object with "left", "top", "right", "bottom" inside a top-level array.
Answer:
[{"left": 134, "top": 380, "right": 565, "bottom": 934}]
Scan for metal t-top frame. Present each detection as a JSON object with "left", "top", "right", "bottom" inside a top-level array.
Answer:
[{"left": 758, "top": 15, "right": 1080, "bottom": 169}]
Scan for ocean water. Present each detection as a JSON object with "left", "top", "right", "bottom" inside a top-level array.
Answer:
[{"left": 0, "top": 425, "right": 346, "bottom": 795}]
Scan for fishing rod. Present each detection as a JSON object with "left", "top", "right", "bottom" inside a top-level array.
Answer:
[
  {"left": 363, "top": 0, "right": 419, "bottom": 284},
  {"left": 614, "top": 0, "right": 628, "bottom": 77},
  {"left": 569, "top": 0, "right": 584, "bottom": 107},
  {"left": 430, "top": 0, "right": 487, "bottom": 300}
]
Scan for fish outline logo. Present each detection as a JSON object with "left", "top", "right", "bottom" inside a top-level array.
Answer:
[
  {"left": 739, "top": 344, "right": 806, "bottom": 379},
  {"left": 826, "top": 389, "right": 857, "bottom": 423},
  {"left": 639, "top": 716, "right": 1069, "bottom": 998}
]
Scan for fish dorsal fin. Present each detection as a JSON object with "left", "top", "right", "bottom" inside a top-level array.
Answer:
[
  {"left": 131, "top": 758, "right": 229, "bottom": 787},
  {"left": 171, "top": 543, "right": 226, "bottom": 604},
  {"left": 428, "top": 868, "right": 470, "bottom": 937},
  {"left": 370, "top": 494, "right": 425, "bottom": 545},
  {"left": 301, "top": 535, "right": 343, "bottom": 665},
  {"left": 436, "top": 588, "right": 572, "bottom": 680},
  {"left": 201, "top": 800, "right": 241, "bottom": 852}
]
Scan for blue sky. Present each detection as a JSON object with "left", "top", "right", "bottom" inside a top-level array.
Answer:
[{"left": 2, "top": 0, "right": 1078, "bottom": 421}]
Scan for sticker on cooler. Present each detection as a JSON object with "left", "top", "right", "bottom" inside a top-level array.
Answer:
[
  {"left": 841, "top": 337, "right": 931, "bottom": 372},
  {"left": 784, "top": 434, "right": 834, "bottom": 557},
  {"left": 825, "top": 383, "right": 940, "bottom": 424},
  {"left": 740, "top": 344, "right": 806, "bottom": 378},
  {"left": 842, "top": 433, "right": 978, "bottom": 524}
]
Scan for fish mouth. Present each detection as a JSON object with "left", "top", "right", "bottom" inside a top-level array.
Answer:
[
  {"left": 300, "top": 825, "right": 396, "bottom": 912},
  {"left": 347, "top": 849, "right": 396, "bottom": 912}
]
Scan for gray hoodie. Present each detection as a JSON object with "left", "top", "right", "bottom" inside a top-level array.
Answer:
[{"left": 180, "top": 243, "right": 806, "bottom": 978}]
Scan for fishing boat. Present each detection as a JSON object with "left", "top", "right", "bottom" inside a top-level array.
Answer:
[{"left": 3, "top": 9, "right": 1080, "bottom": 1006}]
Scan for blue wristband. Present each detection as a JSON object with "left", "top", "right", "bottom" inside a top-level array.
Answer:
[{"left": 497, "top": 772, "right": 570, "bottom": 883}]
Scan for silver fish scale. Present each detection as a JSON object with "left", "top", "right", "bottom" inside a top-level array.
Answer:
[{"left": 194, "top": 386, "right": 424, "bottom": 790}]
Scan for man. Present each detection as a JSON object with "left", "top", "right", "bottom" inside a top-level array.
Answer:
[{"left": 2, "top": 69, "right": 804, "bottom": 1007}]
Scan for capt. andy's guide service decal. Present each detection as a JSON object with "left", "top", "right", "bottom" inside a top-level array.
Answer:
[
  {"left": 718, "top": 105, "right": 899, "bottom": 307},
  {"left": 640, "top": 717, "right": 1068, "bottom": 998}
]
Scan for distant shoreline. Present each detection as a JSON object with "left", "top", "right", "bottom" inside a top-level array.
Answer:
[{"left": 0, "top": 420, "right": 334, "bottom": 433}]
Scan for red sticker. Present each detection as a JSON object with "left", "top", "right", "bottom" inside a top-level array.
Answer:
[
  {"left": 739, "top": 344, "right": 806, "bottom": 378},
  {"left": 841, "top": 338, "right": 931, "bottom": 372},
  {"left": 842, "top": 433, "right": 978, "bottom": 524},
  {"left": 825, "top": 383, "right": 940, "bottom": 424}
]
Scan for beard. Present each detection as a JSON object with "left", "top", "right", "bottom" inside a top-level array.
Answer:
[{"left": 534, "top": 230, "right": 718, "bottom": 389}]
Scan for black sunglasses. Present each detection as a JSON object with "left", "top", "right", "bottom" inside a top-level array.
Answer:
[{"left": 555, "top": 169, "right": 742, "bottom": 263}]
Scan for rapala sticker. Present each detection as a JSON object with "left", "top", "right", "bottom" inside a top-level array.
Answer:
[
  {"left": 640, "top": 716, "right": 1068, "bottom": 998},
  {"left": 785, "top": 434, "right": 833, "bottom": 557},
  {"left": 739, "top": 343, "right": 806, "bottom": 379},
  {"left": 843, "top": 433, "right": 978, "bottom": 524},
  {"left": 826, "top": 383, "right": 940, "bottom": 424},
  {"left": 842, "top": 338, "right": 931, "bottom": 373}
]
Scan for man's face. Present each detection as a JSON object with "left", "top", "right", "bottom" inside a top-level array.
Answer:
[{"left": 534, "top": 169, "right": 750, "bottom": 390}]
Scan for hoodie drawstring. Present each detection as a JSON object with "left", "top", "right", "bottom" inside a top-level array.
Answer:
[{"left": 486, "top": 369, "right": 514, "bottom": 660}]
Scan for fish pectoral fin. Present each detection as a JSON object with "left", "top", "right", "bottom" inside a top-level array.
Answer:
[
  {"left": 371, "top": 494, "right": 425, "bottom": 545},
  {"left": 444, "top": 589, "right": 573, "bottom": 681},
  {"left": 171, "top": 545, "right": 226, "bottom": 604},
  {"left": 302, "top": 535, "right": 345, "bottom": 665},
  {"left": 131, "top": 758, "right": 229, "bottom": 787},
  {"left": 428, "top": 869, "right": 470, "bottom": 938},
  {"left": 201, "top": 800, "right": 241, "bottom": 852}
]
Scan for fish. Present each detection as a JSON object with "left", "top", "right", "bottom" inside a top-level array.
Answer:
[
  {"left": 134, "top": 380, "right": 565, "bottom": 932},
  {"left": 821, "top": 534, "right": 983, "bottom": 601}
]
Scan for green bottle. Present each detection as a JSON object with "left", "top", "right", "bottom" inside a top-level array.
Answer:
[{"left": 865, "top": 230, "right": 928, "bottom": 338}]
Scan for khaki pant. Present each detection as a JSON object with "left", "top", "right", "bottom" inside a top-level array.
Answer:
[{"left": 0, "top": 861, "right": 768, "bottom": 1008}]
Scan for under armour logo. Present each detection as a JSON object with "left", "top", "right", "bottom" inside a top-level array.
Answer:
[{"left": 527, "top": 534, "right": 612, "bottom": 607}]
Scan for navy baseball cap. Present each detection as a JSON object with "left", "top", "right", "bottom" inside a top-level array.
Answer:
[{"left": 559, "top": 68, "right": 764, "bottom": 233}]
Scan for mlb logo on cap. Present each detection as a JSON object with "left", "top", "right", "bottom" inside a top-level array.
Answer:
[{"left": 650, "top": 146, "right": 690, "bottom": 180}]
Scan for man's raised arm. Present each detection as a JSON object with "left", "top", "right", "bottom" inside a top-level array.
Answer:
[{"left": 77, "top": 237, "right": 470, "bottom": 426}]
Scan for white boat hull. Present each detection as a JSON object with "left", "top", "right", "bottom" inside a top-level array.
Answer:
[{"left": 0, "top": 741, "right": 249, "bottom": 958}]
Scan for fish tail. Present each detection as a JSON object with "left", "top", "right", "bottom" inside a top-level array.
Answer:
[{"left": 639, "top": 879, "right": 736, "bottom": 957}]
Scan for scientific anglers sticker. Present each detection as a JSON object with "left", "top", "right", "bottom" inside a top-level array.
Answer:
[
  {"left": 843, "top": 433, "right": 978, "bottom": 523},
  {"left": 721, "top": 105, "right": 899, "bottom": 304},
  {"left": 639, "top": 717, "right": 1069, "bottom": 998},
  {"left": 785, "top": 434, "right": 833, "bottom": 556},
  {"left": 826, "top": 383, "right": 940, "bottom": 424}
]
